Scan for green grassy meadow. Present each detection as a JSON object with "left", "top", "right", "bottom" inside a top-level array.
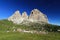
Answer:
[
  {"left": 0, "top": 32, "right": 60, "bottom": 40},
  {"left": 0, "top": 20, "right": 60, "bottom": 40}
]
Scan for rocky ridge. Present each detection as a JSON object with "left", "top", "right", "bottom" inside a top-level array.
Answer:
[{"left": 8, "top": 9, "right": 48, "bottom": 24}]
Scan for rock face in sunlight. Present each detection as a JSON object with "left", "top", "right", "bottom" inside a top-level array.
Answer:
[
  {"left": 8, "top": 9, "right": 48, "bottom": 24},
  {"left": 22, "top": 12, "right": 28, "bottom": 20},
  {"left": 8, "top": 10, "right": 23, "bottom": 24},
  {"left": 29, "top": 9, "right": 48, "bottom": 23}
]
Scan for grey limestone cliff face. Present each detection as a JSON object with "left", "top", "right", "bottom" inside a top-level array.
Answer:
[
  {"left": 22, "top": 12, "right": 28, "bottom": 20},
  {"left": 29, "top": 9, "right": 48, "bottom": 23},
  {"left": 8, "top": 10, "right": 23, "bottom": 24},
  {"left": 8, "top": 9, "right": 48, "bottom": 24}
]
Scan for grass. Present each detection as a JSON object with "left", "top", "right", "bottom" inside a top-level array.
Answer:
[
  {"left": 0, "top": 20, "right": 43, "bottom": 31},
  {"left": 0, "top": 20, "right": 60, "bottom": 40},
  {"left": 0, "top": 32, "right": 60, "bottom": 40}
]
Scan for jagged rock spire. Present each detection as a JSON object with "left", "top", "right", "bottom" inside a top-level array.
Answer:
[
  {"left": 8, "top": 10, "right": 24, "bottom": 24},
  {"left": 8, "top": 9, "right": 48, "bottom": 24},
  {"left": 22, "top": 12, "right": 28, "bottom": 19},
  {"left": 13, "top": 10, "right": 21, "bottom": 17},
  {"left": 8, "top": 10, "right": 21, "bottom": 21}
]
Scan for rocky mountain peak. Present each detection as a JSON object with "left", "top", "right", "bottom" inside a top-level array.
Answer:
[
  {"left": 29, "top": 9, "right": 48, "bottom": 23},
  {"left": 8, "top": 10, "right": 23, "bottom": 24},
  {"left": 13, "top": 10, "right": 21, "bottom": 17},
  {"left": 8, "top": 9, "right": 48, "bottom": 24},
  {"left": 22, "top": 12, "right": 28, "bottom": 19}
]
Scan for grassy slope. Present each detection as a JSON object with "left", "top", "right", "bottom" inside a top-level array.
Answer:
[
  {"left": 0, "top": 20, "right": 28, "bottom": 31},
  {"left": 0, "top": 32, "right": 60, "bottom": 40},
  {"left": 0, "top": 20, "right": 60, "bottom": 40},
  {"left": 0, "top": 20, "right": 45, "bottom": 31}
]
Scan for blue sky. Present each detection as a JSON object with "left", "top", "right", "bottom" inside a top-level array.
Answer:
[{"left": 0, "top": 0, "right": 60, "bottom": 25}]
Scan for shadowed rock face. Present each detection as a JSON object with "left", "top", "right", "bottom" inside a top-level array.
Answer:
[{"left": 8, "top": 9, "right": 48, "bottom": 24}]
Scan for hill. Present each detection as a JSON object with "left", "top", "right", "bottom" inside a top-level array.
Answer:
[
  {"left": 0, "top": 20, "right": 60, "bottom": 40},
  {"left": 0, "top": 20, "right": 60, "bottom": 32}
]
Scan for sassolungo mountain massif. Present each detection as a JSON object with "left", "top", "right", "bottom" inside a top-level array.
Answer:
[{"left": 0, "top": 9, "right": 60, "bottom": 40}]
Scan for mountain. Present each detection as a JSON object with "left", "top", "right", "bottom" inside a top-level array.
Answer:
[
  {"left": 0, "top": 20, "right": 60, "bottom": 40},
  {"left": 8, "top": 9, "right": 48, "bottom": 24},
  {"left": 22, "top": 11, "right": 28, "bottom": 19},
  {"left": 8, "top": 10, "right": 23, "bottom": 24},
  {"left": 0, "top": 20, "right": 60, "bottom": 32},
  {"left": 29, "top": 9, "right": 48, "bottom": 23}
]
